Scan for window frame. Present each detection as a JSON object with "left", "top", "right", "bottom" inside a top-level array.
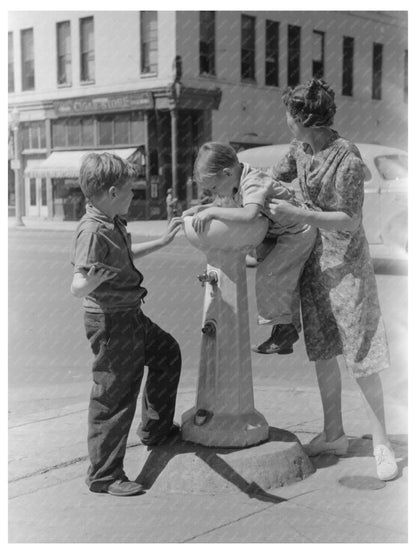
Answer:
[
  {"left": 372, "top": 42, "right": 383, "bottom": 101},
  {"left": 140, "top": 11, "right": 158, "bottom": 75},
  {"left": 404, "top": 49, "right": 408, "bottom": 104},
  {"left": 199, "top": 11, "right": 216, "bottom": 76},
  {"left": 287, "top": 24, "right": 301, "bottom": 87},
  {"left": 342, "top": 36, "right": 354, "bottom": 97},
  {"left": 241, "top": 14, "right": 256, "bottom": 82},
  {"left": 21, "top": 27, "right": 35, "bottom": 91},
  {"left": 8, "top": 32, "right": 14, "bottom": 93},
  {"left": 57, "top": 20, "right": 72, "bottom": 86},
  {"left": 265, "top": 19, "right": 279, "bottom": 87},
  {"left": 79, "top": 16, "right": 95, "bottom": 84},
  {"left": 312, "top": 29, "right": 325, "bottom": 79}
]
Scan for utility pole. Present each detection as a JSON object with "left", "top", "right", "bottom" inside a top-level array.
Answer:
[{"left": 11, "top": 107, "right": 25, "bottom": 227}]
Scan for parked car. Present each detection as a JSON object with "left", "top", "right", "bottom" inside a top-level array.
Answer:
[{"left": 238, "top": 143, "right": 408, "bottom": 259}]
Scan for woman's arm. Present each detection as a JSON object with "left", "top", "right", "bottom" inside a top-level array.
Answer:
[
  {"left": 191, "top": 204, "right": 262, "bottom": 233},
  {"left": 182, "top": 203, "right": 215, "bottom": 217},
  {"left": 266, "top": 199, "right": 360, "bottom": 232}
]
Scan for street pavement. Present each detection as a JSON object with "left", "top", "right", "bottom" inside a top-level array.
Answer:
[{"left": 8, "top": 217, "right": 409, "bottom": 544}]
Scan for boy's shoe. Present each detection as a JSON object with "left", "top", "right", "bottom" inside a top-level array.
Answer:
[
  {"left": 140, "top": 423, "right": 181, "bottom": 446},
  {"left": 304, "top": 432, "right": 349, "bottom": 457},
  {"left": 104, "top": 479, "right": 144, "bottom": 497},
  {"left": 374, "top": 444, "right": 399, "bottom": 481},
  {"left": 252, "top": 324, "right": 299, "bottom": 355}
]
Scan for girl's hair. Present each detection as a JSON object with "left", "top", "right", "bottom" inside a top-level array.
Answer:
[
  {"left": 194, "top": 142, "right": 239, "bottom": 186},
  {"left": 282, "top": 78, "right": 336, "bottom": 128},
  {"left": 79, "top": 152, "right": 139, "bottom": 199}
]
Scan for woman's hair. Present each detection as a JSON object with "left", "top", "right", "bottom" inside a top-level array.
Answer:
[
  {"left": 194, "top": 142, "right": 239, "bottom": 186},
  {"left": 283, "top": 78, "right": 336, "bottom": 128},
  {"left": 79, "top": 152, "right": 139, "bottom": 199}
]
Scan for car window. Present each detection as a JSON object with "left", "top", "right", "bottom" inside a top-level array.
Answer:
[{"left": 374, "top": 155, "right": 408, "bottom": 181}]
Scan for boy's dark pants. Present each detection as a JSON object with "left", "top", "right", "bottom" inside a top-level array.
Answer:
[{"left": 84, "top": 309, "right": 182, "bottom": 492}]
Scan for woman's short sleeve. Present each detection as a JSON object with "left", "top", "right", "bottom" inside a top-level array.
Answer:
[
  {"left": 268, "top": 140, "right": 298, "bottom": 182},
  {"left": 334, "top": 153, "right": 365, "bottom": 218}
]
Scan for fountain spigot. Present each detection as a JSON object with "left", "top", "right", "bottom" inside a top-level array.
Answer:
[{"left": 197, "top": 270, "right": 218, "bottom": 287}]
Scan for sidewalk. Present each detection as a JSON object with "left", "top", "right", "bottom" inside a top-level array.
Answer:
[
  {"left": 8, "top": 216, "right": 177, "bottom": 239},
  {"left": 8, "top": 382, "right": 408, "bottom": 543}
]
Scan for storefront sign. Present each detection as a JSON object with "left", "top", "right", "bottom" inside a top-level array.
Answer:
[{"left": 54, "top": 92, "right": 154, "bottom": 116}]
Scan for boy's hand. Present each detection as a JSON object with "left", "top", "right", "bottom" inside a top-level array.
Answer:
[
  {"left": 71, "top": 264, "right": 118, "bottom": 298},
  {"left": 86, "top": 265, "right": 118, "bottom": 285},
  {"left": 160, "top": 217, "right": 183, "bottom": 245},
  {"left": 192, "top": 207, "right": 217, "bottom": 233}
]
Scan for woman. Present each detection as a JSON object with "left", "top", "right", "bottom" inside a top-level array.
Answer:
[{"left": 266, "top": 78, "right": 398, "bottom": 481}]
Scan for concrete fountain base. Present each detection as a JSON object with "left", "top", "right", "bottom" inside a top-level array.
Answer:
[{"left": 136, "top": 427, "right": 315, "bottom": 494}]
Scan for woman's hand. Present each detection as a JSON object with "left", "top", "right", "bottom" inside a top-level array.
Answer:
[
  {"left": 192, "top": 207, "right": 217, "bottom": 233},
  {"left": 182, "top": 204, "right": 211, "bottom": 217},
  {"left": 265, "top": 198, "right": 304, "bottom": 225}
]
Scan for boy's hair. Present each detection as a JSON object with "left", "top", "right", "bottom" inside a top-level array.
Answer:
[
  {"left": 194, "top": 142, "right": 239, "bottom": 187},
  {"left": 79, "top": 152, "right": 139, "bottom": 200}
]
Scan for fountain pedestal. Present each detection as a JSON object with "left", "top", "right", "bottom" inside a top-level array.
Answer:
[{"left": 181, "top": 216, "right": 269, "bottom": 447}]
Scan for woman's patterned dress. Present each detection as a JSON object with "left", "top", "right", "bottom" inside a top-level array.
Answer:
[{"left": 270, "top": 131, "right": 390, "bottom": 377}]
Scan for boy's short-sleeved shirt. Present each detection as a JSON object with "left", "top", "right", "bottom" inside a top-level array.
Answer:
[
  {"left": 235, "top": 163, "right": 308, "bottom": 236},
  {"left": 70, "top": 204, "right": 147, "bottom": 313}
]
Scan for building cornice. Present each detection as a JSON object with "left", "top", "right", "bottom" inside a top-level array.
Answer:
[{"left": 9, "top": 83, "right": 223, "bottom": 119}]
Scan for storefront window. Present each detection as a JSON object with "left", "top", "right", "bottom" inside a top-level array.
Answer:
[
  {"left": 114, "top": 114, "right": 129, "bottom": 144},
  {"left": 41, "top": 179, "right": 47, "bottom": 206},
  {"left": 98, "top": 117, "right": 113, "bottom": 145},
  {"left": 53, "top": 178, "right": 86, "bottom": 220},
  {"left": 67, "top": 118, "right": 81, "bottom": 146},
  {"left": 52, "top": 120, "right": 66, "bottom": 148},
  {"left": 30, "top": 179, "right": 37, "bottom": 206},
  {"left": 21, "top": 122, "right": 46, "bottom": 150},
  {"left": 81, "top": 118, "right": 95, "bottom": 145}
]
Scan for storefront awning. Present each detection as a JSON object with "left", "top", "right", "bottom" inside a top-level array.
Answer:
[{"left": 25, "top": 148, "right": 138, "bottom": 179}]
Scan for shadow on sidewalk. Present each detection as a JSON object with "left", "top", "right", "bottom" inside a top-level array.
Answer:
[{"left": 135, "top": 427, "right": 307, "bottom": 504}]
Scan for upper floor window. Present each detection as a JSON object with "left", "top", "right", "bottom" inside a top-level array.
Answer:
[
  {"left": 342, "top": 36, "right": 354, "bottom": 96},
  {"left": 57, "top": 21, "right": 72, "bottom": 86},
  {"left": 312, "top": 30, "right": 325, "bottom": 79},
  {"left": 372, "top": 42, "right": 383, "bottom": 100},
  {"left": 8, "top": 32, "right": 14, "bottom": 93},
  {"left": 241, "top": 14, "right": 256, "bottom": 81},
  {"left": 80, "top": 17, "right": 94, "bottom": 83},
  {"left": 199, "top": 11, "right": 216, "bottom": 75},
  {"left": 404, "top": 50, "right": 408, "bottom": 104},
  {"left": 265, "top": 20, "right": 279, "bottom": 86},
  {"left": 141, "top": 11, "right": 158, "bottom": 74},
  {"left": 287, "top": 24, "right": 301, "bottom": 87},
  {"left": 21, "top": 28, "right": 35, "bottom": 91}
]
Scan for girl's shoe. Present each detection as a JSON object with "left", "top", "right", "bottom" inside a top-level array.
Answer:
[
  {"left": 304, "top": 432, "right": 349, "bottom": 456},
  {"left": 374, "top": 444, "right": 399, "bottom": 481}
]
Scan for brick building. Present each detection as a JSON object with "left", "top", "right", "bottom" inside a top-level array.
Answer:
[{"left": 8, "top": 10, "right": 407, "bottom": 220}]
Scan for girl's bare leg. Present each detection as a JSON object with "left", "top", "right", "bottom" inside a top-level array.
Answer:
[
  {"left": 355, "top": 372, "right": 390, "bottom": 447},
  {"left": 315, "top": 357, "right": 345, "bottom": 441}
]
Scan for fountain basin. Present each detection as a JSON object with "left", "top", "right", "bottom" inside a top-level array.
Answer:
[{"left": 183, "top": 215, "right": 268, "bottom": 252}]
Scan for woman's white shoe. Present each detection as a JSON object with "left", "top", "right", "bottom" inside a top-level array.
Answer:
[
  {"left": 304, "top": 432, "right": 349, "bottom": 456},
  {"left": 374, "top": 444, "right": 398, "bottom": 481}
]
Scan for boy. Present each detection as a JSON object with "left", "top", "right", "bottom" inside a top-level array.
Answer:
[
  {"left": 186, "top": 142, "right": 316, "bottom": 355},
  {"left": 70, "top": 152, "right": 183, "bottom": 496}
]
